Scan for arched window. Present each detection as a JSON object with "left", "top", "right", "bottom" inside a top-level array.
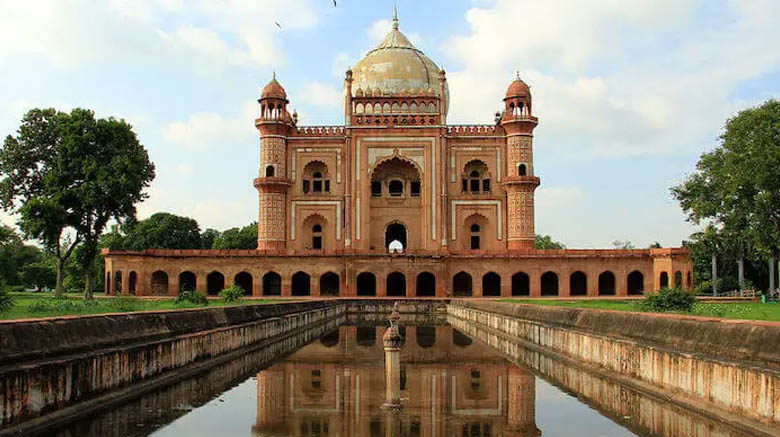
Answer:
[
  {"left": 416, "top": 272, "right": 436, "bottom": 297},
  {"left": 357, "top": 272, "right": 376, "bottom": 296},
  {"left": 179, "top": 271, "right": 197, "bottom": 292},
  {"left": 512, "top": 272, "right": 530, "bottom": 296},
  {"left": 355, "top": 103, "right": 364, "bottom": 114},
  {"left": 234, "top": 272, "right": 253, "bottom": 295},
  {"left": 570, "top": 271, "right": 587, "bottom": 296},
  {"left": 263, "top": 271, "right": 282, "bottom": 296},
  {"left": 207, "top": 271, "right": 225, "bottom": 296},
  {"left": 320, "top": 272, "right": 340, "bottom": 296},
  {"left": 292, "top": 271, "right": 311, "bottom": 296},
  {"left": 128, "top": 271, "right": 137, "bottom": 295},
  {"left": 312, "top": 224, "right": 322, "bottom": 250},
  {"left": 385, "top": 223, "right": 407, "bottom": 252},
  {"left": 387, "top": 272, "right": 406, "bottom": 297},
  {"left": 302, "top": 162, "right": 330, "bottom": 194},
  {"left": 660, "top": 272, "right": 669, "bottom": 289},
  {"left": 388, "top": 179, "right": 404, "bottom": 196},
  {"left": 482, "top": 272, "right": 501, "bottom": 297},
  {"left": 151, "top": 271, "right": 169, "bottom": 296},
  {"left": 265, "top": 165, "right": 274, "bottom": 177},
  {"left": 518, "top": 163, "right": 527, "bottom": 176},
  {"left": 598, "top": 271, "right": 616, "bottom": 295},
  {"left": 674, "top": 271, "right": 683, "bottom": 288},
  {"left": 470, "top": 224, "right": 481, "bottom": 250},
  {"left": 462, "top": 160, "right": 490, "bottom": 194},
  {"left": 541, "top": 272, "right": 559, "bottom": 296}
]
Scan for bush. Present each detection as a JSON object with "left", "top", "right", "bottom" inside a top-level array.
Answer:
[
  {"left": 220, "top": 285, "right": 245, "bottom": 303},
  {"left": 0, "top": 288, "right": 13, "bottom": 313},
  {"left": 640, "top": 287, "right": 697, "bottom": 313},
  {"left": 176, "top": 290, "right": 208, "bottom": 306},
  {"left": 108, "top": 296, "right": 142, "bottom": 312}
]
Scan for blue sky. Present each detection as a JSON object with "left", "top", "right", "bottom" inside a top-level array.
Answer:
[{"left": 1, "top": 0, "right": 779, "bottom": 248}]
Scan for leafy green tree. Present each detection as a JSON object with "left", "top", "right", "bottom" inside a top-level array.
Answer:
[
  {"left": 0, "top": 109, "right": 82, "bottom": 296},
  {"left": 534, "top": 234, "right": 565, "bottom": 250},
  {"left": 212, "top": 223, "right": 258, "bottom": 250},
  {"left": 61, "top": 109, "right": 155, "bottom": 298},
  {"left": 672, "top": 99, "right": 780, "bottom": 289},
  {"left": 1, "top": 108, "right": 155, "bottom": 299},
  {"left": 201, "top": 228, "right": 220, "bottom": 249},
  {"left": 120, "top": 213, "right": 202, "bottom": 251},
  {"left": 22, "top": 261, "right": 56, "bottom": 292}
]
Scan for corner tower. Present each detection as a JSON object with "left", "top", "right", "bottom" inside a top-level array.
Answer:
[
  {"left": 501, "top": 75, "right": 540, "bottom": 250},
  {"left": 254, "top": 74, "right": 293, "bottom": 251}
]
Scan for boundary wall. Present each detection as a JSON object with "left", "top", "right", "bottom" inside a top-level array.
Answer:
[{"left": 448, "top": 301, "right": 780, "bottom": 434}]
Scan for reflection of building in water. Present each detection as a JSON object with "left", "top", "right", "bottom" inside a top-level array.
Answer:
[{"left": 252, "top": 325, "right": 540, "bottom": 437}]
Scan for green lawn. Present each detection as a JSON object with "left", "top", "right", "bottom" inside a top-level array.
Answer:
[
  {"left": 499, "top": 299, "right": 780, "bottom": 322},
  {"left": 0, "top": 292, "right": 286, "bottom": 320}
]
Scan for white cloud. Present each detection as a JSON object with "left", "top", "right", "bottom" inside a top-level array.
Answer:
[
  {"left": 444, "top": 0, "right": 780, "bottom": 157},
  {"left": 301, "top": 81, "right": 342, "bottom": 108},
  {"left": 0, "top": 0, "right": 320, "bottom": 70},
  {"left": 162, "top": 102, "right": 257, "bottom": 149}
]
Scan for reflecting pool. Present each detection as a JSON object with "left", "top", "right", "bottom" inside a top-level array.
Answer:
[{"left": 47, "top": 321, "right": 755, "bottom": 437}]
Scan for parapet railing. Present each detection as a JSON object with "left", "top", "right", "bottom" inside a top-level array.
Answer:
[
  {"left": 293, "top": 126, "right": 345, "bottom": 136},
  {"left": 446, "top": 124, "right": 500, "bottom": 136}
]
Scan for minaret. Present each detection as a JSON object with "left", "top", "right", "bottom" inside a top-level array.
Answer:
[
  {"left": 254, "top": 74, "right": 293, "bottom": 252},
  {"left": 501, "top": 74, "right": 540, "bottom": 251}
]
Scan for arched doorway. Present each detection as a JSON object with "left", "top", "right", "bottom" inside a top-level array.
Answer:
[
  {"left": 416, "top": 272, "right": 436, "bottom": 297},
  {"left": 234, "top": 272, "right": 253, "bottom": 295},
  {"left": 674, "top": 271, "right": 683, "bottom": 288},
  {"left": 179, "top": 271, "right": 196, "bottom": 292},
  {"left": 482, "top": 272, "right": 501, "bottom": 297},
  {"left": 128, "top": 271, "right": 137, "bottom": 295},
  {"left": 357, "top": 272, "right": 376, "bottom": 296},
  {"left": 320, "top": 272, "right": 340, "bottom": 296},
  {"left": 207, "top": 271, "right": 225, "bottom": 296},
  {"left": 385, "top": 223, "right": 407, "bottom": 253},
  {"left": 660, "top": 271, "right": 669, "bottom": 289},
  {"left": 453, "top": 272, "right": 473, "bottom": 297},
  {"left": 151, "top": 271, "right": 169, "bottom": 296},
  {"left": 386, "top": 272, "right": 406, "bottom": 297},
  {"left": 512, "top": 272, "right": 529, "bottom": 296},
  {"left": 114, "top": 272, "right": 122, "bottom": 295},
  {"left": 598, "top": 271, "right": 616, "bottom": 295},
  {"left": 627, "top": 271, "right": 644, "bottom": 295},
  {"left": 263, "top": 272, "right": 282, "bottom": 296},
  {"left": 292, "top": 271, "right": 311, "bottom": 296},
  {"left": 570, "top": 271, "right": 587, "bottom": 296},
  {"left": 541, "top": 272, "right": 559, "bottom": 296}
]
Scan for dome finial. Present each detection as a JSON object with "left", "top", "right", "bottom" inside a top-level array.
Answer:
[{"left": 392, "top": 2, "right": 399, "bottom": 30}]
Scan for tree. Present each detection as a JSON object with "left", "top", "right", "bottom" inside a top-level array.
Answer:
[
  {"left": 122, "top": 213, "right": 202, "bottom": 251},
  {"left": 62, "top": 109, "right": 155, "bottom": 298},
  {"left": 22, "top": 261, "right": 56, "bottom": 292},
  {"left": 212, "top": 223, "right": 258, "bottom": 249},
  {"left": 672, "top": 99, "right": 780, "bottom": 291},
  {"left": 0, "top": 109, "right": 82, "bottom": 296},
  {"left": 535, "top": 234, "right": 565, "bottom": 250},
  {"left": 201, "top": 228, "right": 220, "bottom": 249},
  {"left": 611, "top": 240, "right": 636, "bottom": 250}
]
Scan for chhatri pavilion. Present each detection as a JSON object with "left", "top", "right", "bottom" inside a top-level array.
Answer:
[{"left": 103, "top": 12, "right": 692, "bottom": 298}]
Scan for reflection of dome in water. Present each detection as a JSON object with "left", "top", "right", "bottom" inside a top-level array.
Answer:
[
  {"left": 350, "top": 8, "right": 449, "bottom": 114},
  {"left": 388, "top": 240, "right": 404, "bottom": 253}
]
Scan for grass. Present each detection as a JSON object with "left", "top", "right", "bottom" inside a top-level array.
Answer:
[
  {"left": 0, "top": 292, "right": 286, "bottom": 320},
  {"left": 499, "top": 299, "right": 780, "bottom": 322}
]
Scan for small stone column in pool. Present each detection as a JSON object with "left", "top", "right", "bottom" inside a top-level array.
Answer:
[{"left": 382, "top": 302, "right": 403, "bottom": 410}]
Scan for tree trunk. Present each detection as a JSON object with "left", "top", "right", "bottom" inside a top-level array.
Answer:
[
  {"left": 54, "top": 257, "right": 65, "bottom": 298},
  {"left": 737, "top": 257, "right": 745, "bottom": 290},
  {"left": 712, "top": 253, "right": 718, "bottom": 297},
  {"left": 770, "top": 257, "right": 777, "bottom": 293},
  {"left": 84, "top": 267, "right": 94, "bottom": 300}
]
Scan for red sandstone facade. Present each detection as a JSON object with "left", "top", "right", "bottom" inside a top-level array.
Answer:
[{"left": 104, "top": 16, "right": 692, "bottom": 298}]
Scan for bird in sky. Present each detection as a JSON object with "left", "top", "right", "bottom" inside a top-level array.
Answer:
[
  {"left": 275, "top": 21, "right": 282, "bottom": 29},
  {"left": 333, "top": 0, "right": 337, "bottom": 6}
]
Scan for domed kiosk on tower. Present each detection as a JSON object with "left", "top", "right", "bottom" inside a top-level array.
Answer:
[{"left": 104, "top": 10, "right": 692, "bottom": 299}]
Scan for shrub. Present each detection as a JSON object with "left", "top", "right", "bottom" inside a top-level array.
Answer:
[
  {"left": 176, "top": 290, "right": 208, "bottom": 306},
  {"left": 108, "top": 296, "right": 142, "bottom": 312},
  {"left": 0, "top": 288, "right": 13, "bottom": 313},
  {"left": 640, "top": 287, "right": 696, "bottom": 313},
  {"left": 220, "top": 285, "right": 245, "bottom": 303}
]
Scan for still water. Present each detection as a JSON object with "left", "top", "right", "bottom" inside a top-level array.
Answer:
[{"left": 49, "top": 321, "right": 753, "bottom": 437}]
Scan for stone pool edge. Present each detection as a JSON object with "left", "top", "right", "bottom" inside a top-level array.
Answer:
[{"left": 448, "top": 300, "right": 780, "bottom": 433}]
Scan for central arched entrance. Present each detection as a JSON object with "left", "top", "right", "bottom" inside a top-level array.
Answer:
[{"left": 385, "top": 223, "right": 407, "bottom": 252}]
